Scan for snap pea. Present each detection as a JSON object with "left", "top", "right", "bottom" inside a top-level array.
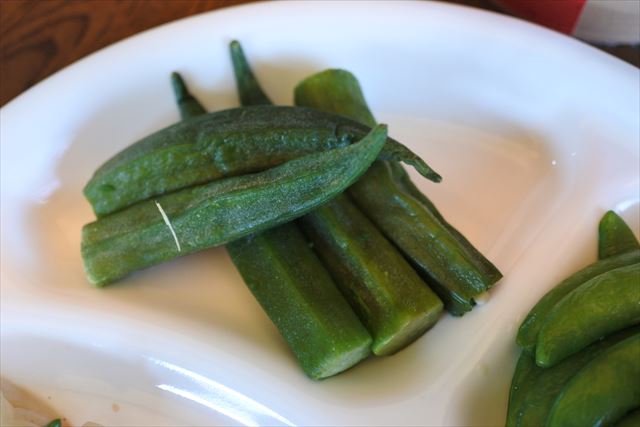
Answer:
[
  {"left": 84, "top": 105, "right": 439, "bottom": 217},
  {"left": 227, "top": 225, "right": 372, "bottom": 380},
  {"left": 515, "top": 326, "right": 640, "bottom": 427},
  {"left": 535, "top": 263, "right": 640, "bottom": 367},
  {"left": 546, "top": 333, "right": 640, "bottom": 427},
  {"left": 615, "top": 408, "right": 640, "bottom": 427},
  {"left": 294, "top": 69, "right": 501, "bottom": 315},
  {"left": 599, "top": 210, "right": 640, "bottom": 259},
  {"left": 223, "top": 44, "right": 372, "bottom": 377},
  {"left": 81, "top": 125, "right": 387, "bottom": 286},
  {"left": 170, "top": 72, "right": 207, "bottom": 119},
  {"left": 517, "top": 249, "right": 640, "bottom": 353},
  {"left": 300, "top": 194, "right": 443, "bottom": 355},
  {"left": 506, "top": 351, "right": 540, "bottom": 427}
]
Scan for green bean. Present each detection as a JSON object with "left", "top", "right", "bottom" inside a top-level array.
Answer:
[
  {"left": 546, "top": 333, "right": 640, "bottom": 427},
  {"left": 81, "top": 125, "right": 387, "bottom": 286},
  {"left": 517, "top": 250, "right": 640, "bottom": 353},
  {"left": 599, "top": 210, "right": 640, "bottom": 259},
  {"left": 536, "top": 263, "right": 640, "bottom": 367}
]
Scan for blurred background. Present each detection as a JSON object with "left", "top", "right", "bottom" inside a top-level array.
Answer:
[{"left": 1, "top": 0, "right": 638, "bottom": 106}]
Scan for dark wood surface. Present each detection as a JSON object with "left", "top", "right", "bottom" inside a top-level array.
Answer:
[{"left": 0, "top": 0, "right": 637, "bottom": 106}]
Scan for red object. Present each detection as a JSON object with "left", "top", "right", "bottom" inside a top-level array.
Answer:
[{"left": 493, "top": 0, "right": 587, "bottom": 34}]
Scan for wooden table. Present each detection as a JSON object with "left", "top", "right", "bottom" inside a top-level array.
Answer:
[{"left": 1, "top": 0, "right": 637, "bottom": 106}]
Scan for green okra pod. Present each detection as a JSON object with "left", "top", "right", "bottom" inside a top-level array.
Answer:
[
  {"left": 224, "top": 42, "right": 372, "bottom": 377},
  {"left": 546, "top": 333, "right": 640, "bottom": 427},
  {"left": 286, "top": 65, "right": 446, "bottom": 353},
  {"left": 598, "top": 210, "right": 640, "bottom": 259},
  {"left": 227, "top": 42, "right": 444, "bottom": 355},
  {"left": 514, "top": 326, "right": 640, "bottom": 427},
  {"left": 388, "top": 161, "right": 502, "bottom": 284},
  {"left": 535, "top": 262, "right": 640, "bottom": 367},
  {"left": 81, "top": 125, "right": 387, "bottom": 286},
  {"left": 294, "top": 69, "right": 501, "bottom": 315},
  {"left": 299, "top": 194, "right": 443, "bottom": 355},
  {"left": 347, "top": 161, "right": 494, "bottom": 315},
  {"left": 229, "top": 40, "right": 272, "bottom": 106},
  {"left": 85, "top": 105, "right": 439, "bottom": 216},
  {"left": 227, "top": 225, "right": 372, "bottom": 380},
  {"left": 517, "top": 249, "right": 640, "bottom": 353},
  {"left": 171, "top": 72, "right": 207, "bottom": 119}
]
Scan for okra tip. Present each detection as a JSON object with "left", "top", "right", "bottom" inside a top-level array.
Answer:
[{"left": 170, "top": 72, "right": 189, "bottom": 100}]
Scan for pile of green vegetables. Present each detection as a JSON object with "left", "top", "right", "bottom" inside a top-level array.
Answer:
[
  {"left": 507, "top": 211, "right": 640, "bottom": 426},
  {"left": 80, "top": 41, "right": 502, "bottom": 379}
]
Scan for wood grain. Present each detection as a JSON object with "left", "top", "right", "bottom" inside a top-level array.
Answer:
[
  {"left": 0, "top": 0, "right": 258, "bottom": 105},
  {"left": 1, "top": 0, "right": 636, "bottom": 106}
]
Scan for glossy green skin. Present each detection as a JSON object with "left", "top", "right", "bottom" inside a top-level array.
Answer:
[
  {"left": 599, "top": 210, "right": 640, "bottom": 259},
  {"left": 514, "top": 326, "right": 640, "bottom": 427},
  {"left": 227, "top": 225, "right": 372, "bottom": 380},
  {"left": 44, "top": 419, "right": 62, "bottom": 427},
  {"left": 536, "top": 263, "right": 640, "bottom": 367},
  {"left": 294, "top": 69, "right": 378, "bottom": 128},
  {"left": 170, "top": 72, "right": 207, "bottom": 119},
  {"left": 300, "top": 194, "right": 443, "bottom": 355},
  {"left": 517, "top": 250, "right": 640, "bottom": 353},
  {"left": 506, "top": 351, "right": 540, "bottom": 427},
  {"left": 81, "top": 126, "right": 387, "bottom": 286},
  {"left": 229, "top": 40, "right": 272, "bottom": 106},
  {"left": 547, "top": 333, "right": 640, "bottom": 427},
  {"left": 84, "top": 105, "right": 438, "bottom": 216},
  {"left": 615, "top": 408, "right": 640, "bottom": 427},
  {"left": 293, "top": 68, "right": 444, "bottom": 353},
  {"left": 388, "top": 161, "right": 503, "bottom": 285},
  {"left": 225, "top": 41, "right": 371, "bottom": 378},
  {"left": 294, "top": 69, "right": 500, "bottom": 316},
  {"left": 349, "top": 161, "right": 496, "bottom": 315}
]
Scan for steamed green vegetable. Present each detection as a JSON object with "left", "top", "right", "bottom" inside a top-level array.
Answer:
[
  {"left": 227, "top": 225, "right": 372, "bottom": 379},
  {"left": 598, "top": 210, "right": 640, "bottom": 259},
  {"left": 300, "top": 194, "right": 444, "bottom": 355},
  {"left": 546, "top": 333, "right": 640, "bottom": 427},
  {"left": 81, "top": 125, "right": 387, "bottom": 286},
  {"left": 223, "top": 44, "right": 372, "bottom": 378},
  {"left": 506, "top": 351, "right": 538, "bottom": 427},
  {"left": 517, "top": 250, "right": 640, "bottom": 353},
  {"left": 535, "top": 263, "right": 640, "bottom": 368},
  {"left": 84, "top": 105, "right": 439, "bottom": 216},
  {"left": 294, "top": 69, "right": 501, "bottom": 315},
  {"left": 170, "top": 72, "right": 207, "bottom": 119}
]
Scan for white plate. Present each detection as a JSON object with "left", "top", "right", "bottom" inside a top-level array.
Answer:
[{"left": 1, "top": 1, "right": 638, "bottom": 425}]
